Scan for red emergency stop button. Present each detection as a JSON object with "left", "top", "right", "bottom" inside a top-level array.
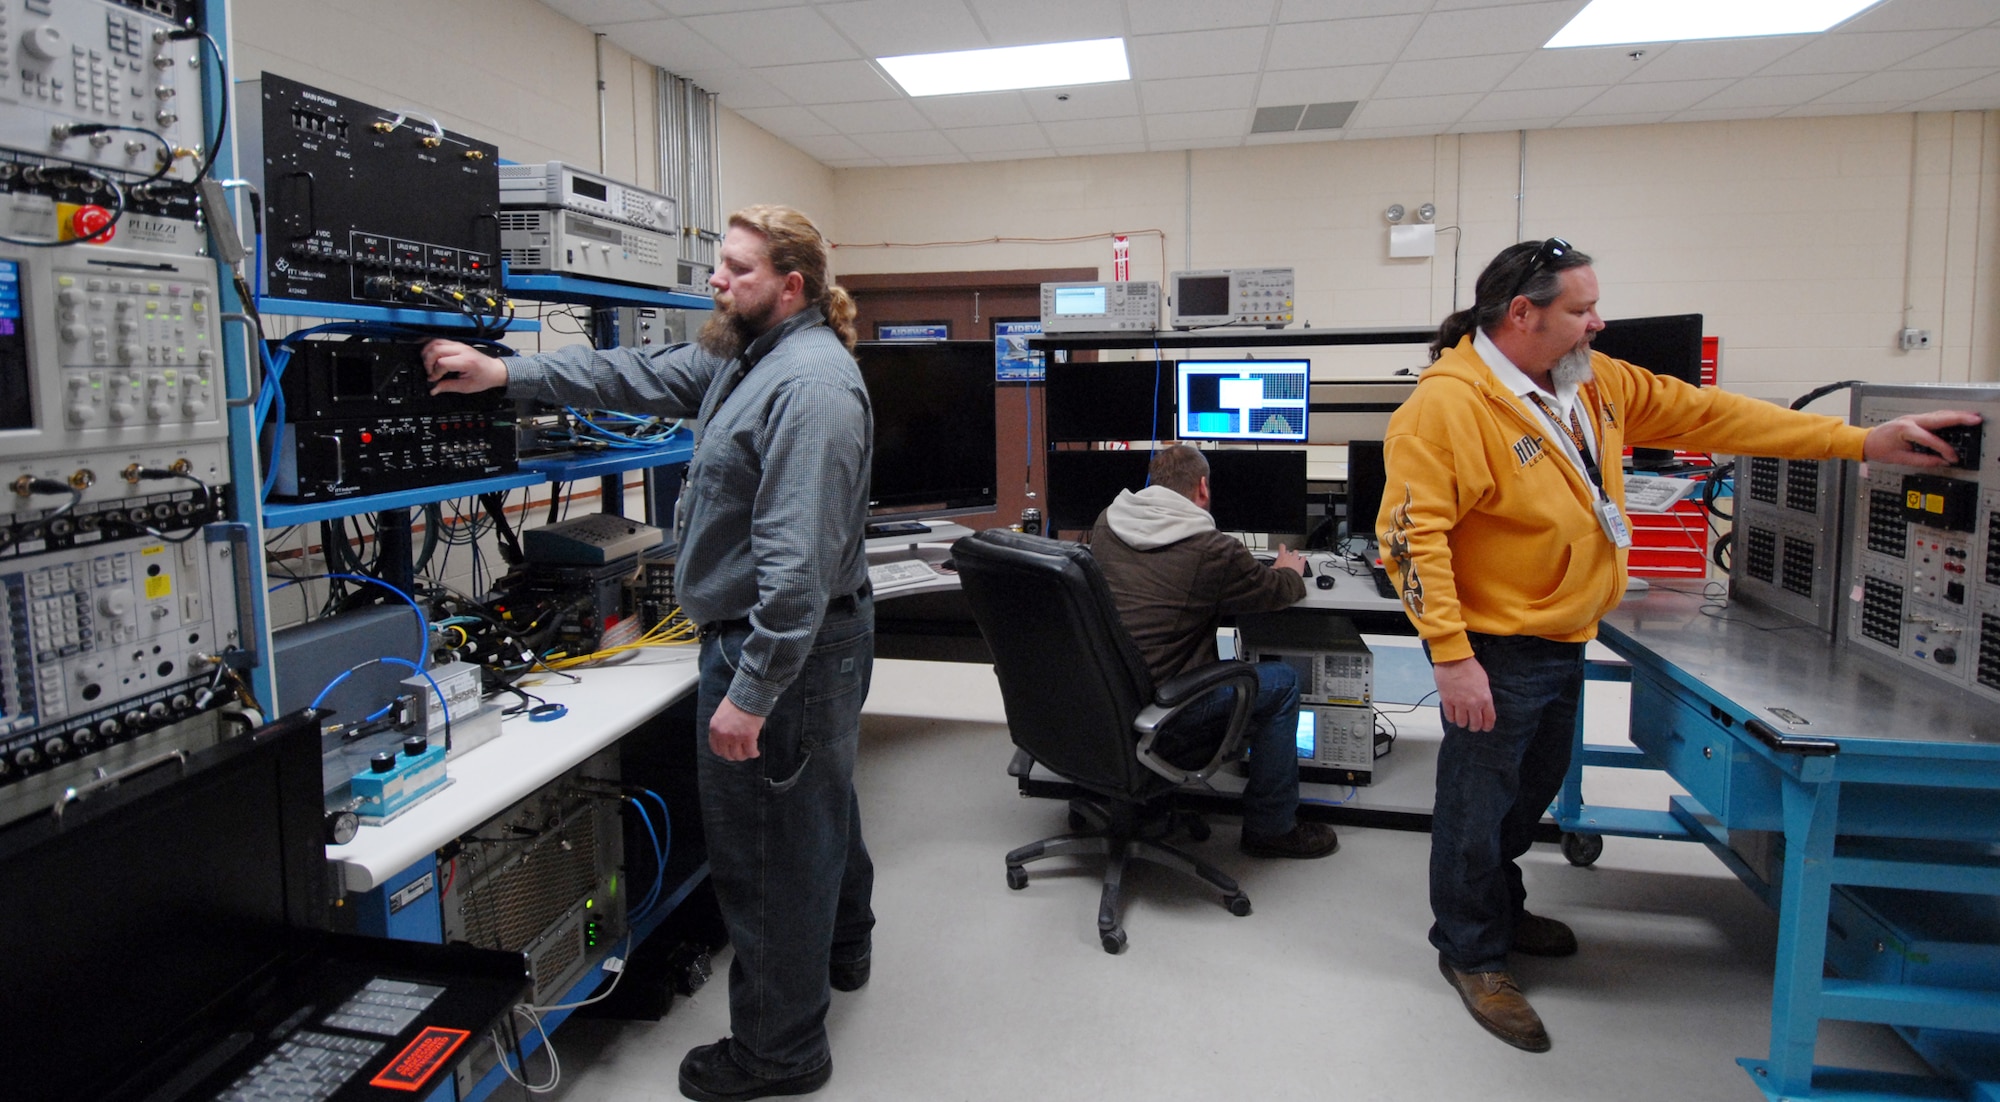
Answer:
[{"left": 70, "top": 205, "right": 115, "bottom": 243}]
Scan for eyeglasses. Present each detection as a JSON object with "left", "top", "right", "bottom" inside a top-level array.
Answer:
[{"left": 1508, "top": 237, "right": 1573, "bottom": 302}]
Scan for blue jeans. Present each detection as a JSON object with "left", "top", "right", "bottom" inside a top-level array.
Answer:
[
  {"left": 1428, "top": 633, "right": 1585, "bottom": 973},
  {"left": 1159, "top": 661, "right": 1302, "bottom": 837},
  {"left": 695, "top": 594, "right": 876, "bottom": 1078}
]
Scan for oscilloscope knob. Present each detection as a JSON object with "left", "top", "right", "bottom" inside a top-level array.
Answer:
[{"left": 22, "top": 26, "right": 66, "bottom": 62}]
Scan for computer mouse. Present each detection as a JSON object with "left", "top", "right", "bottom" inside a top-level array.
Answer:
[
  {"left": 938, "top": 557, "right": 956, "bottom": 573},
  {"left": 1316, "top": 573, "right": 1335, "bottom": 590}
]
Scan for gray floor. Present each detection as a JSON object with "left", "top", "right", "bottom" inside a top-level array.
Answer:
[{"left": 536, "top": 657, "right": 1926, "bottom": 1102}]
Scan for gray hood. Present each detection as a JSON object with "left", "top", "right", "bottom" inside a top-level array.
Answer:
[{"left": 1103, "top": 484, "right": 1214, "bottom": 550}]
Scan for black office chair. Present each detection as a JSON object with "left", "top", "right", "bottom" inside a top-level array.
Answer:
[{"left": 952, "top": 528, "right": 1258, "bottom": 953}]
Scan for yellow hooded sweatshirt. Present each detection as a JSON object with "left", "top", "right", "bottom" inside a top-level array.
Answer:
[{"left": 1377, "top": 336, "right": 1867, "bottom": 663}]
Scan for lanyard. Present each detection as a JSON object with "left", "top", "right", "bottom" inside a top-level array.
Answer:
[{"left": 1528, "top": 393, "right": 1609, "bottom": 502}]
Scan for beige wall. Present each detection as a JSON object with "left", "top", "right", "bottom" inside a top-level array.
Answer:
[
  {"left": 820, "top": 112, "right": 2000, "bottom": 403},
  {"left": 226, "top": 1, "right": 1997, "bottom": 405}
]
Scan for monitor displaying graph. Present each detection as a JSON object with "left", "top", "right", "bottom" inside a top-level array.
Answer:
[{"left": 1175, "top": 359, "right": 1310, "bottom": 442}]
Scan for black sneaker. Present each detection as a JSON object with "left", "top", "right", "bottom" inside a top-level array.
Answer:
[
  {"left": 1239, "top": 821, "right": 1340, "bottom": 859},
  {"left": 678, "top": 1038, "right": 831, "bottom": 1101},
  {"left": 829, "top": 952, "right": 871, "bottom": 992}
]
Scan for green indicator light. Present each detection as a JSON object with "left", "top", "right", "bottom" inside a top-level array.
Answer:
[{"left": 585, "top": 897, "right": 594, "bottom": 909}]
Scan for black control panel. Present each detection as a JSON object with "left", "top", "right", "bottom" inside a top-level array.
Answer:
[
  {"left": 270, "top": 412, "right": 516, "bottom": 502},
  {"left": 278, "top": 339, "right": 511, "bottom": 421},
  {"left": 240, "top": 74, "right": 502, "bottom": 309}
]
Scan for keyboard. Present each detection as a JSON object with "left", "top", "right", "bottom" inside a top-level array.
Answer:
[
  {"left": 212, "top": 978, "right": 443, "bottom": 1102},
  {"left": 868, "top": 559, "right": 938, "bottom": 591},
  {"left": 213, "top": 1030, "right": 383, "bottom": 1102}
]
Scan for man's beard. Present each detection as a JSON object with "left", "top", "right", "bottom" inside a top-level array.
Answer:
[
  {"left": 1551, "top": 344, "right": 1594, "bottom": 391},
  {"left": 696, "top": 295, "right": 773, "bottom": 358}
]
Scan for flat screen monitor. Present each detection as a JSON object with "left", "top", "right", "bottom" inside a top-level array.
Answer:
[
  {"left": 1046, "top": 449, "right": 1151, "bottom": 532},
  {"left": 1590, "top": 314, "right": 1703, "bottom": 468},
  {"left": 1591, "top": 314, "right": 1703, "bottom": 386},
  {"left": 1345, "top": 440, "right": 1387, "bottom": 546},
  {"left": 1045, "top": 361, "right": 1174, "bottom": 443},
  {"left": 1206, "top": 449, "right": 1307, "bottom": 536},
  {"left": 855, "top": 340, "right": 998, "bottom": 520},
  {"left": 1176, "top": 359, "right": 1310, "bottom": 442}
]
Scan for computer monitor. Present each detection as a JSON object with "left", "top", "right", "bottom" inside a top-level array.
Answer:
[
  {"left": 1046, "top": 449, "right": 1151, "bottom": 532},
  {"left": 1175, "top": 360, "right": 1310, "bottom": 442},
  {"left": 855, "top": 341, "right": 998, "bottom": 520},
  {"left": 1045, "top": 361, "right": 1175, "bottom": 443},
  {"left": 1344, "top": 440, "right": 1387, "bottom": 546},
  {"left": 1589, "top": 313, "right": 1703, "bottom": 469},
  {"left": 1206, "top": 449, "right": 1307, "bottom": 536}
]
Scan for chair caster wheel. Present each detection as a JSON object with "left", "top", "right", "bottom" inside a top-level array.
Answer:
[
  {"left": 1561, "top": 831, "right": 1604, "bottom": 867},
  {"left": 1006, "top": 865, "right": 1029, "bottom": 890},
  {"left": 1225, "top": 892, "right": 1252, "bottom": 917},
  {"left": 1100, "top": 928, "right": 1127, "bottom": 954}
]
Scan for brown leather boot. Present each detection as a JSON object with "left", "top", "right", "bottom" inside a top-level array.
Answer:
[
  {"left": 1438, "top": 953, "right": 1551, "bottom": 1053},
  {"left": 1511, "top": 911, "right": 1578, "bottom": 957}
]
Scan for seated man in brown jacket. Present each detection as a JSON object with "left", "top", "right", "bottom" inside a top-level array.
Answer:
[{"left": 1089, "top": 444, "right": 1340, "bottom": 859}]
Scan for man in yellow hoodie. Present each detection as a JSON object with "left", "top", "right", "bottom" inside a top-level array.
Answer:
[{"left": 1378, "top": 238, "right": 1979, "bottom": 1054}]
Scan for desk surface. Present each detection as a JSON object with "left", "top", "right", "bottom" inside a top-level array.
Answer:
[
  {"left": 327, "top": 647, "right": 702, "bottom": 892},
  {"left": 1601, "top": 581, "right": 2000, "bottom": 751}
]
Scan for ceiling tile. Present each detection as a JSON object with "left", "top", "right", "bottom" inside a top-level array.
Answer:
[
  {"left": 1278, "top": 0, "right": 1433, "bottom": 19},
  {"left": 1057, "top": 143, "right": 1150, "bottom": 157},
  {"left": 599, "top": 19, "right": 723, "bottom": 75},
  {"left": 682, "top": 6, "right": 855, "bottom": 68},
  {"left": 788, "top": 133, "right": 872, "bottom": 160},
  {"left": 1895, "top": 28, "right": 2000, "bottom": 70},
  {"left": 1130, "top": 0, "right": 1278, "bottom": 35},
  {"left": 1757, "top": 30, "right": 1959, "bottom": 77},
  {"left": 1140, "top": 74, "right": 1259, "bottom": 114},
  {"left": 1042, "top": 115, "right": 1147, "bottom": 146},
  {"left": 961, "top": 0, "right": 1127, "bottom": 46},
  {"left": 1349, "top": 93, "right": 1482, "bottom": 129},
  {"left": 1461, "top": 85, "right": 1606, "bottom": 120},
  {"left": 1905, "top": 70, "right": 2000, "bottom": 105},
  {"left": 1664, "top": 106, "right": 1786, "bottom": 123},
  {"left": 1374, "top": 54, "right": 1523, "bottom": 98},
  {"left": 1839, "top": 0, "right": 2000, "bottom": 33},
  {"left": 1266, "top": 16, "right": 1423, "bottom": 69},
  {"left": 1693, "top": 73, "right": 1861, "bottom": 109},
  {"left": 1553, "top": 110, "right": 1675, "bottom": 127},
  {"left": 915, "top": 91, "right": 1037, "bottom": 128},
  {"left": 757, "top": 60, "right": 904, "bottom": 103},
  {"left": 1501, "top": 45, "right": 1656, "bottom": 89},
  {"left": 1257, "top": 65, "right": 1389, "bottom": 104},
  {"left": 814, "top": 0, "right": 990, "bottom": 57},
  {"left": 656, "top": 0, "right": 797, "bottom": 12},
  {"left": 1623, "top": 38, "right": 1810, "bottom": 82},
  {"left": 1128, "top": 27, "right": 1269, "bottom": 79},
  {"left": 540, "top": 0, "right": 673, "bottom": 25},
  {"left": 823, "top": 157, "right": 885, "bottom": 168},
  {"left": 677, "top": 66, "right": 795, "bottom": 109},
  {"left": 1243, "top": 128, "right": 1348, "bottom": 146},
  {"left": 1454, "top": 115, "right": 1564, "bottom": 133},
  {"left": 809, "top": 98, "right": 934, "bottom": 133},
  {"left": 1574, "top": 78, "right": 1736, "bottom": 115},
  {"left": 1402, "top": 2, "right": 1580, "bottom": 61},
  {"left": 969, "top": 147, "right": 1056, "bottom": 161},
  {"left": 734, "top": 105, "right": 840, "bottom": 137},
  {"left": 1024, "top": 82, "right": 1142, "bottom": 121},
  {"left": 1814, "top": 66, "right": 1993, "bottom": 103},
  {"left": 854, "top": 129, "right": 964, "bottom": 157},
  {"left": 1779, "top": 101, "right": 1905, "bottom": 118},
  {"left": 1343, "top": 124, "right": 1454, "bottom": 141},
  {"left": 1146, "top": 108, "right": 1251, "bottom": 142},
  {"left": 943, "top": 122, "right": 1051, "bottom": 153}
]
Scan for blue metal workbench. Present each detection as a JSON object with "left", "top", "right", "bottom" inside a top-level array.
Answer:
[{"left": 1558, "top": 580, "right": 2000, "bottom": 1100}]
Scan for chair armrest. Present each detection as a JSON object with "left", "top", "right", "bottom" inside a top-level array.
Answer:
[
  {"left": 1006, "top": 746, "right": 1037, "bottom": 778},
  {"left": 1132, "top": 660, "right": 1263, "bottom": 786}
]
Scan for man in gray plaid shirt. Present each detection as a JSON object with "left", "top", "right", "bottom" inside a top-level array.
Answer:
[{"left": 426, "top": 204, "right": 874, "bottom": 1102}]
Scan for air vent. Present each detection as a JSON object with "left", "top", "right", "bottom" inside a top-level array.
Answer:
[{"left": 1251, "top": 101, "right": 1357, "bottom": 134}]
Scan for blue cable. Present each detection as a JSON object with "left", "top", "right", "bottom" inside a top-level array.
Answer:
[
  {"left": 307, "top": 656, "right": 448, "bottom": 736},
  {"left": 643, "top": 786, "right": 673, "bottom": 870},
  {"left": 624, "top": 795, "right": 665, "bottom": 922},
  {"left": 267, "top": 572, "right": 428, "bottom": 665}
]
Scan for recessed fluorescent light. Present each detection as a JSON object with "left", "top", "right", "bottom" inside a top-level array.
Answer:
[
  {"left": 878, "top": 38, "right": 1129, "bottom": 98},
  {"left": 1546, "top": 0, "right": 1887, "bottom": 48}
]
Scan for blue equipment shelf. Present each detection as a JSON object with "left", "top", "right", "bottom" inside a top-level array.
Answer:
[
  {"left": 255, "top": 297, "right": 541, "bottom": 332},
  {"left": 504, "top": 272, "right": 713, "bottom": 310},
  {"left": 262, "top": 471, "right": 545, "bottom": 528},
  {"left": 519, "top": 438, "right": 694, "bottom": 481}
]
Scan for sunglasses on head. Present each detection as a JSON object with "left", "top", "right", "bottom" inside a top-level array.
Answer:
[{"left": 1508, "top": 237, "right": 1573, "bottom": 301}]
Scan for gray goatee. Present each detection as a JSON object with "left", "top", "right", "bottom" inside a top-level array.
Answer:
[{"left": 1551, "top": 345, "right": 1594, "bottom": 391}]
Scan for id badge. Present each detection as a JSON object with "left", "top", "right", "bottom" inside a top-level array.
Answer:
[{"left": 1596, "top": 498, "right": 1633, "bottom": 548}]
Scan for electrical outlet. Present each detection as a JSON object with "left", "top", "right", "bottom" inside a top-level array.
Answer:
[{"left": 1899, "top": 328, "right": 1933, "bottom": 351}]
